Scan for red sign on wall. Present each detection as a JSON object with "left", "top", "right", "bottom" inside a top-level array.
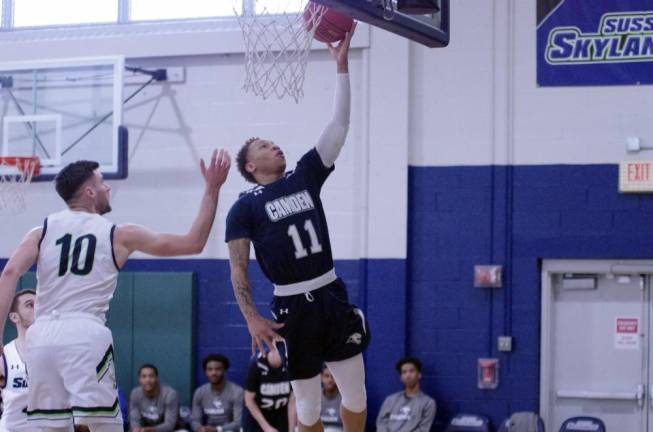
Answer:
[
  {"left": 617, "top": 318, "right": 638, "bottom": 333},
  {"left": 620, "top": 161, "right": 653, "bottom": 193},
  {"left": 615, "top": 317, "right": 640, "bottom": 350}
]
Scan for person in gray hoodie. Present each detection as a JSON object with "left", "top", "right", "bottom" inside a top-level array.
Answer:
[
  {"left": 376, "top": 357, "right": 436, "bottom": 432},
  {"left": 191, "top": 353, "right": 244, "bottom": 432},
  {"left": 129, "top": 364, "right": 179, "bottom": 432}
]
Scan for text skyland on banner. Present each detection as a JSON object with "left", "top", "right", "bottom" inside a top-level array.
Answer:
[{"left": 537, "top": 0, "right": 653, "bottom": 86}]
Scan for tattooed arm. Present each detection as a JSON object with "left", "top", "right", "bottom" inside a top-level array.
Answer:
[{"left": 228, "top": 238, "right": 283, "bottom": 353}]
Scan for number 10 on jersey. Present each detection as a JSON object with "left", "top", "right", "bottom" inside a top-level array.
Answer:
[{"left": 56, "top": 234, "right": 97, "bottom": 276}]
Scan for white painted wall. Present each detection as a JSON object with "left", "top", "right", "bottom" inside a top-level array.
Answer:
[
  {"left": 0, "top": 26, "right": 408, "bottom": 261},
  {"left": 409, "top": 0, "right": 653, "bottom": 166},
  {"left": 4, "top": 0, "right": 650, "bottom": 260}
]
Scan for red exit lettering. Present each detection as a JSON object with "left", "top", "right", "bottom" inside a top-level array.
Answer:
[{"left": 628, "top": 163, "right": 651, "bottom": 182}]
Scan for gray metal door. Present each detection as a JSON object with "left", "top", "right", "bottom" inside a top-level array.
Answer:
[{"left": 547, "top": 273, "right": 647, "bottom": 431}]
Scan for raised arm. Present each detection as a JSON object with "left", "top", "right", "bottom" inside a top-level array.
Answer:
[
  {"left": 113, "top": 149, "right": 230, "bottom": 266},
  {"left": 228, "top": 238, "right": 283, "bottom": 354},
  {"left": 0, "top": 227, "right": 41, "bottom": 346},
  {"left": 315, "top": 23, "right": 356, "bottom": 168}
]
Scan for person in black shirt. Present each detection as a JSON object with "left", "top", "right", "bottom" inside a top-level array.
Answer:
[
  {"left": 226, "top": 23, "right": 368, "bottom": 432},
  {"left": 243, "top": 343, "right": 296, "bottom": 432}
]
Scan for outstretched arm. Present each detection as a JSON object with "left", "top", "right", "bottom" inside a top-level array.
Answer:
[
  {"left": 113, "top": 149, "right": 230, "bottom": 265},
  {"left": 228, "top": 238, "right": 283, "bottom": 354},
  {"left": 315, "top": 23, "right": 356, "bottom": 168},
  {"left": 0, "top": 228, "right": 41, "bottom": 347}
]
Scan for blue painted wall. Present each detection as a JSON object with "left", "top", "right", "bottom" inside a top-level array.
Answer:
[
  {"left": 408, "top": 164, "right": 653, "bottom": 430},
  {"left": 118, "top": 258, "right": 407, "bottom": 429}
]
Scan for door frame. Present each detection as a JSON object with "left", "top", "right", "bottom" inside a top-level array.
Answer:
[{"left": 540, "top": 259, "right": 653, "bottom": 430}]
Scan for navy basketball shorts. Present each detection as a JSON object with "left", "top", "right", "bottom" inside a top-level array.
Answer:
[{"left": 271, "top": 278, "right": 371, "bottom": 380}]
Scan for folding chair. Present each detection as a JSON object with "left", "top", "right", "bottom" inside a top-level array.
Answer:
[
  {"left": 559, "top": 416, "right": 606, "bottom": 432},
  {"left": 444, "top": 414, "right": 491, "bottom": 432},
  {"left": 498, "top": 412, "right": 545, "bottom": 432}
]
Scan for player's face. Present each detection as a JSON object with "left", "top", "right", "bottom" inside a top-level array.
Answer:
[
  {"left": 246, "top": 139, "right": 286, "bottom": 180},
  {"left": 10, "top": 293, "right": 35, "bottom": 330},
  {"left": 92, "top": 171, "right": 112, "bottom": 215},
  {"left": 139, "top": 368, "right": 159, "bottom": 392},
  {"left": 399, "top": 363, "right": 421, "bottom": 389},
  {"left": 205, "top": 361, "right": 226, "bottom": 385},
  {"left": 321, "top": 368, "right": 337, "bottom": 392}
]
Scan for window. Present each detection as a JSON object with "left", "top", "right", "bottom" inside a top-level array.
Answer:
[
  {"left": 130, "top": 0, "right": 239, "bottom": 21},
  {"left": 255, "top": 0, "right": 308, "bottom": 14},
  {"left": 13, "top": 0, "right": 118, "bottom": 27}
]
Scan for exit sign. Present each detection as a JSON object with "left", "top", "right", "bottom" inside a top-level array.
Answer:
[{"left": 619, "top": 161, "right": 653, "bottom": 193}]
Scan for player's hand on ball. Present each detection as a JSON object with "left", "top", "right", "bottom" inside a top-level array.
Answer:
[
  {"left": 201, "top": 148, "right": 231, "bottom": 191},
  {"left": 247, "top": 314, "right": 284, "bottom": 354},
  {"left": 327, "top": 21, "right": 357, "bottom": 66}
]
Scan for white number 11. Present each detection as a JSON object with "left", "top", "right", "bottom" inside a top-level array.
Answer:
[{"left": 288, "top": 219, "right": 323, "bottom": 259}]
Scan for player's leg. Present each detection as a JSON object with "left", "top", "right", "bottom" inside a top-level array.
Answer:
[
  {"left": 291, "top": 375, "right": 324, "bottom": 432},
  {"left": 26, "top": 322, "right": 75, "bottom": 432},
  {"left": 322, "top": 280, "right": 370, "bottom": 432},
  {"left": 62, "top": 320, "right": 123, "bottom": 431},
  {"left": 325, "top": 354, "right": 366, "bottom": 432},
  {"left": 272, "top": 293, "right": 325, "bottom": 432}
]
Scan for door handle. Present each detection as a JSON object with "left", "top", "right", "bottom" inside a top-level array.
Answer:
[{"left": 637, "top": 384, "right": 644, "bottom": 408}]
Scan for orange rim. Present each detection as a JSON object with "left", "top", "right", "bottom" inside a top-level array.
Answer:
[{"left": 0, "top": 157, "right": 41, "bottom": 176}]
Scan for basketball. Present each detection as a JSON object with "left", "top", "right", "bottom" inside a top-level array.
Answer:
[{"left": 304, "top": 2, "right": 354, "bottom": 44}]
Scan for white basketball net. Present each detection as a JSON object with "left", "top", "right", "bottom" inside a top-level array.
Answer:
[
  {"left": 234, "top": 0, "right": 327, "bottom": 102},
  {"left": 0, "top": 158, "right": 38, "bottom": 214}
]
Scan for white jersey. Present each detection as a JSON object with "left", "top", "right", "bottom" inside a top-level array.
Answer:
[
  {"left": 0, "top": 340, "right": 29, "bottom": 432},
  {"left": 36, "top": 209, "right": 119, "bottom": 322}
]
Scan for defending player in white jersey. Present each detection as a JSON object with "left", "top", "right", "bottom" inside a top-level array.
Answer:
[
  {"left": 0, "top": 149, "right": 230, "bottom": 432},
  {"left": 0, "top": 289, "right": 35, "bottom": 432}
]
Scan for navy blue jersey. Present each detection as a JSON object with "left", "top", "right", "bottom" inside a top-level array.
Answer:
[
  {"left": 245, "top": 355, "right": 291, "bottom": 413},
  {"left": 225, "top": 148, "right": 334, "bottom": 285}
]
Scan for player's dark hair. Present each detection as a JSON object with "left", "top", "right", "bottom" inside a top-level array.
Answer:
[
  {"left": 55, "top": 160, "right": 100, "bottom": 203},
  {"left": 237, "top": 137, "right": 259, "bottom": 184},
  {"left": 138, "top": 364, "right": 158, "bottom": 377},
  {"left": 203, "top": 353, "right": 230, "bottom": 370},
  {"left": 10, "top": 289, "right": 35, "bottom": 313},
  {"left": 396, "top": 356, "right": 422, "bottom": 373}
]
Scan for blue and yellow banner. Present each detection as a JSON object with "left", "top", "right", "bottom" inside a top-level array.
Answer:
[{"left": 537, "top": 0, "right": 653, "bottom": 86}]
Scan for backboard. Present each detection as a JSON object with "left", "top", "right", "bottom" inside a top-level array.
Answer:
[
  {"left": 0, "top": 56, "right": 127, "bottom": 181},
  {"left": 313, "top": 0, "right": 449, "bottom": 47}
]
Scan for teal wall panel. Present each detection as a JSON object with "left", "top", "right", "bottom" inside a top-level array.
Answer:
[
  {"left": 3, "top": 271, "right": 196, "bottom": 408},
  {"left": 106, "top": 272, "right": 135, "bottom": 398},
  {"left": 132, "top": 272, "right": 196, "bottom": 406}
]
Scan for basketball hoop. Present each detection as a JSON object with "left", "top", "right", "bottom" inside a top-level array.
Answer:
[
  {"left": 234, "top": 0, "right": 327, "bottom": 102},
  {"left": 0, "top": 157, "right": 40, "bottom": 213}
]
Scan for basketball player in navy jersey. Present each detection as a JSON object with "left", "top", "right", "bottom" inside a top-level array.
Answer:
[{"left": 226, "top": 24, "right": 368, "bottom": 432}]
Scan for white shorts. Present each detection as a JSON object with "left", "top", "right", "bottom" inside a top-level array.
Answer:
[{"left": 25, "top": 312, "right": 122, "bottom": 428}]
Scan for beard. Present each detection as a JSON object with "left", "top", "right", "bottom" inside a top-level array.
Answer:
[{"left": 99, "top": 202, "right": 112, "bottom": 215}]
